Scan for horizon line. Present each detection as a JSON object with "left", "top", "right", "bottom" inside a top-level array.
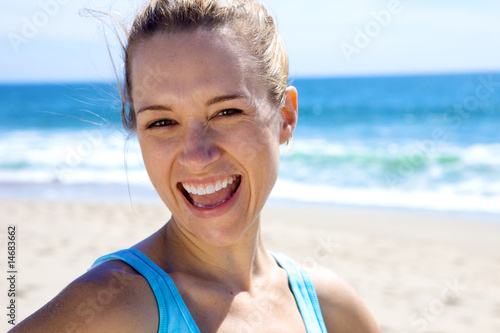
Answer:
[{"left": 2, "top": 69, "right": 500, "bottom": 85}]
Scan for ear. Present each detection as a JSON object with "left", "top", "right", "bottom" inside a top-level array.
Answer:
[{"left": 279, "top": 86, "right": 298, "bottom": 145}]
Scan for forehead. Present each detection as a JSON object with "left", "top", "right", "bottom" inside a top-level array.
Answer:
[{"left": 129, "top": 29, "right": 264, "bottom": 105}]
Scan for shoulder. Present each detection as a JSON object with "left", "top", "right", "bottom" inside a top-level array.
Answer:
[
  {"left": 10, "top": 260, "right": 158, "bottom": 333},
  {"left": 305, "top": 263, "right": 381, "bottom": 333}
]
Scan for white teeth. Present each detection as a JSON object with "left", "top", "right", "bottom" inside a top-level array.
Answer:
[
  {"left": 197, "top": 186, "right": 206, "bottom": 195},
  {"left": 182, "top": 175, "right": 239, "bottom": 196},
  {"left": 206, "top": 184, "right": 215, "bottom": 194},
  {"left": 190, "top": 185, "right": 197, "bottom": 195},
  {"left": 215, "top": 181, "right": 222, "bottom": 191}
]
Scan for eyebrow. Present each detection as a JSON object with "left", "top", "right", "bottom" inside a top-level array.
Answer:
[
  {"left": 206, "top": 93, "right": 246, "bottom": 107},
  {"left": 136, "top": 93, "right": 246, "bottom": 114},
  {"left": 136, "top": 104, "right": 173, "bottom": 114}
]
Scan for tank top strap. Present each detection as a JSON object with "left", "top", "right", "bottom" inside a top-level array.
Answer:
[
  {"left": 91, "top": 248, "right": 200, "bottom": 333},
  {"left": 269, "top": 251, "right": 328, "bottom": 333},
  {"left": 91, "top": 249, "right": 326, "bottom": 332}
]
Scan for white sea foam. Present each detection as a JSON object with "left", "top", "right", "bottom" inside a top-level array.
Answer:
[
  {"left": 271, "top": 179, "right": 500, "bottom": 215},
  {"left": 1, "top": 129, "right": 499, "bottom": 215}
]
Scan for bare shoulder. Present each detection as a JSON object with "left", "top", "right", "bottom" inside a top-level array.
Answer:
[
  {"left": 305, "top": 263, "right": 381, "bottom": 333},
  {"left": 9, "top": 260, "right": 158, "bottom": 333}
]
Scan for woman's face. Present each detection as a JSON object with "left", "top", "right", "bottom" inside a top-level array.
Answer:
[{"left": 131, "top": 28, "right": 295, "bottom": 247}]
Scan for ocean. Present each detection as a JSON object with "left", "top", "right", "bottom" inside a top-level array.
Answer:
[{"left": 1, "top": 73, "right": 499, "bottom": 215}]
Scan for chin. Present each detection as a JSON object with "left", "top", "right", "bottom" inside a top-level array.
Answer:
[{"left": 188, "top": 213, "right": 258, "bottom": 248}]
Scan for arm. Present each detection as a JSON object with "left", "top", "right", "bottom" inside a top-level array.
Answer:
[
  {"left": 9, "top": 261, "right": 158, "bottom": 333},
  {"left": 309, "top": 265, "right": 382, "bottom": 333}
]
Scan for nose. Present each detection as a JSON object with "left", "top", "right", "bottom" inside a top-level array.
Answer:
[{"left": 178, "top": 124, "right": 220, "bottom": 172}]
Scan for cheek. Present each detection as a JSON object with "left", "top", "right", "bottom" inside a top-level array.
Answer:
[
  {"left": 226, "top": 119, "right": 280, "bottom": 170},
  {"left": 138, "top": 135, "right": 174, "bottom": 178}
]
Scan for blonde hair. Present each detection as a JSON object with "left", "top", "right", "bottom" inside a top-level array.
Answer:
[{"left": 121, "top": 0, "right": 289, "bottom": 131}]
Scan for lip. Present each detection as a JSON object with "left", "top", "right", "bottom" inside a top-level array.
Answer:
[
  {"left": 179, "top": 174, "right": 237, "bottom": 185},
  {"left": 178, "top": 175, "right": 242, "bottom": 218}
]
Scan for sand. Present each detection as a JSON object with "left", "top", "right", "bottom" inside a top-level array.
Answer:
[{"left": 2, "top": 199, "right": 500, "bottom": 332}]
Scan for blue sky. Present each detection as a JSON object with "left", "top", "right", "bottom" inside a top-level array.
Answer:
[{"left": 1, "top": 0, "right": 500, "bottom": 82}]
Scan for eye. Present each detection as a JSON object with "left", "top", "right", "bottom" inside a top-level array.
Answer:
[
  {"left": 147, "top": 119, "right": 177, "bottom": 128},
  {"left": 217, "top": 109, "right": 243, "bottom": 117}
]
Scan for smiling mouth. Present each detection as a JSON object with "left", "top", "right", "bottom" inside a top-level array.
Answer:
[{"left": 178, "top": 175, "right": 242, "bottom": 209}]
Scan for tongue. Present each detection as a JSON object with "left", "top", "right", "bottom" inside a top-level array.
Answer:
[{"left": 189, "top": 178, "right": 239, "bottom": 207}]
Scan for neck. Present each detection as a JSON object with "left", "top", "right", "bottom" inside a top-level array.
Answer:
[{"left": 162, "top": 215, "right": 273, "bottom": 292}]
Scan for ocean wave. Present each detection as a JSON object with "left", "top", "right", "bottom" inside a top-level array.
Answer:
[
  {"left": 1, "top": 129, "right": 499, "bottom": 214},
  {"left": 281, "top": 139, "right": 500, "bottom": 190},
  {"left": 271, "top": 179, "right": 500, "bottom": 215}
]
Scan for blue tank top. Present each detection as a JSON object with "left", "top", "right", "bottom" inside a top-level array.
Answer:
[{"left": 91, "top": 248, "right": 327, "bottom": 332}]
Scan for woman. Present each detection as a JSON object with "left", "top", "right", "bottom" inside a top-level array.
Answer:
[{"left": 11, "top": 0, "right": 381, "bottom": 332}]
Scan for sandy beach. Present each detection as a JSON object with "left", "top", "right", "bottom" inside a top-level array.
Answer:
[{"left": 2, "top": 199, "right": 500, "bottom": 332}]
